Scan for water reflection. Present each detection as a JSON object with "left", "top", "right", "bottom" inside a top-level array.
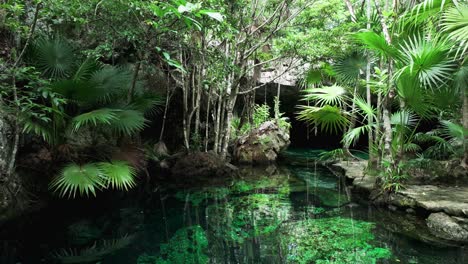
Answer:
[{"left": 1, "top": 150, "right": 467, "bottom": 263}]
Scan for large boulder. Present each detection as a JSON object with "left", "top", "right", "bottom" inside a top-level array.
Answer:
[
  {"left": 426, "top": 212, "right": 468, "bottom": 242},
  {"left": 171, "top": 151, "right": 235, "bottom": 179},
  {"left": 233, "top": 121, "right": 290, "bottom": 164}
]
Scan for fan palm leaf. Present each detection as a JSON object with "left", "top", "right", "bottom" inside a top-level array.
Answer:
[
  {"left": 98, "top": 160, "right": 136, "bottom": 191},
  {"left": 72, "top": 108, "right": 119, "bottom": 131},
  {"left": 88, "top": 66, "right": 133, "bottom": 104},
  {"left": 354, "top": 31, "right": 399, "bottom": 59},
  {"left": 110, "top": 109, "right": 147, "bottom": 136},
  {"left": 32, "top": 37, "right": 76, "bottom": 79},
  {"left": 396, "top": 73, "right": 435, "bottom": 118},
  {"left": 301, "top": 85, "right": 348, "bottom": 107},
  {"left": 353, "top": 96, "right": 377, "bottom": 120},
  {"left": 127, "top": 93, "right": 165, "bottom": 117},
  {"left": 49, "top": 163, "right": 106, "bottom": 198},
  {"left": 333, "top": 52, "right": 367, "bottom": 84},
  {"left": 342, "top": 124, "right": 375, "bottom": 148},
  {"left": 391, "top": 110, "right": 418, "bottom": 127},
  {"left": 73, "top": 57, "right": 99, "bottom": 81},
  {"left": 397, "top": 35, "right": 455, "bottom": 89},
  {"left": 296, "top": 105, "right": 350, "bottom": 134},
  {"left": 440, "top": 120, "right": 466, "bottom": 141},
  {"left": 442, "top": 4, "right": 468, "bottom": 58}
]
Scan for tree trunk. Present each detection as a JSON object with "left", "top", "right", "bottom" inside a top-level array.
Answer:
[
  {"left": 159, "top": 77, "right": 172, "bottom": 142},
  {"left": 375, "top": 0, "right": 394, "bottom": 164},
  {"left": 366, "top": 0, "right": 376, "bottom": 166},
  {"left": 463, "top": 88, "right": 468, "bottom": 168},
  {"left": 344, "top": 0, "right": 357, "bottom": 22}
]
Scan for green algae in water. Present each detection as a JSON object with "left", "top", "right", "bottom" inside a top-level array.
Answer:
[
  {"left": 137, "top": 225, "right": 208, "bottom": 264},
  {"left": 281, "top": 217, "right": 391, "bottom": 264},
  {"left": 175, "top": 187, "right": 231, "bottom": 206},
  {"left": 207, "top": 193, "right": 291, "bottom": 244}
]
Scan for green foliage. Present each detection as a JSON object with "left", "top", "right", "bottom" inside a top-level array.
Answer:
[
  {"left": 207, "top": 193, "right": 289, "bottom": 243},
  {"left": 319, "top": 149, "right": 345, "bottom": 162},
  {"left": 380, "top": 161, "right": 409, "bottom": 192},
  {"left": 274, "top": 96, "right": 291, "bottom": 130},
  {"left": 281, "top": 217, "right": 391, "bottom": 264},
  {"left": 137, "top": 226, "right": 209, "bottom": 264},
  {"left": 98, "top": 160, "right": 137, "bottom": 191},
  {"left": 31, "top": 37, "right": 76, "bottom": 79},
  {"left": 49, "top": 161, "right": 138, "bottom": 198},
  {"left": 49, "top": 163, "right": 106, "bottom": 198},
  {"left": 253, "top": 104, "right": 271, "bottom": 127},
  {"left": 442, "top": 4, "right": 468, "bottom": 58},
  {"left": 297, "top": 105, "right": 350, "bottom": 134},
  {"left": 175, "top": 187, "right": 230, "bottom": 206}
]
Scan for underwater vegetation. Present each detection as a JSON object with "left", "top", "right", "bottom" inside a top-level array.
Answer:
[
  {"left": 280, "top": 217, "right": 391, "bottom": 264},
  {"left": 140, "top": 165, "right": 391, "bottom": 264},
  {"left": 137, "top": 225, "right": 208, "bottom": 264}
]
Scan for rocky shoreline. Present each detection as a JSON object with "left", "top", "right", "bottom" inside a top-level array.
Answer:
[{"left": 335, "top": 160, "right": 468, "bottom": 243}]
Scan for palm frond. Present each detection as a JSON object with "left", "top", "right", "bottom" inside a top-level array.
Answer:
[
  {"left": 318, "top": 148, "right": 345, "bottom": 161},
  {"left": 354, "top": 31, "right": 399, "bottom": 58},
  {"left": 19, "top": 114, "right": 53, "bottom": 143},
  {"left": 296, "top": 105, "right": 350, "bottom": 134},
  {"left": 98, "top": 160, "right": 137, "bottom": 191},
  {"left": 342, "top": 124, "right": 374, "bottom": 148},
  {"left": 440, "top": 120, "right": 466, "bottom": 141},
  {"left": 397, "top": 34, "right": 455, "bottom": 89},
  {"left": 49, "top": 163, "right": 106, "bottom": 198},
  {"left": 442, "top": 4, "right": 468, "bottom": 58},
  {"left": 301, "top": 85, "right": 348, "bottom": 107},
  {"left": 73, "top": 57, "right": 99, "bottom": 81},
  {"left": 391, "top": 110, "right": 418, "bottom": 127},
  {"left": 72, "top": 108, "right": 118, "bottom": 131},
  {"left": 128, "top": 93, "right": 165, "bottom": 117},
  {"left": 88, "top": 66, "right": 132, "bottom": 103},
  {"left": 404, "top": 142, "right": 422, "bottom": 153},
  {"left": 32, "top": 37, "right": 76, "bottom": 79},
  {"left": 110, "top": 110, "right": 147, "bottom": 136},
  {"left": 333, "top": 52, "right": 367, "bottom": 84},
  {"left": 353, "top": 96, "right": 377, "bottom": 120},
  {"left": 396, "top": 73, "right": 435, "bottom": 118}
]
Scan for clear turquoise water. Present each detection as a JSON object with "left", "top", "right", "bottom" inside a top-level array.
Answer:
[{"left": 1, "top": 149, "right": 467, "bottom": 263}]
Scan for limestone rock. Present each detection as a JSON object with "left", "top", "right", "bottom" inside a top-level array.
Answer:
[
  {"left": 426, "top": 212, "right": 468, "bottom": 242},
  {"left": 233, "top": 121, "right": 290, "bottom": 164},
  {"left": 171, "top": 151, "right": 232, "bottom": 178}
]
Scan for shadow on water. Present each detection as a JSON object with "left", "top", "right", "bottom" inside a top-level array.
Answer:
[{"left": 1, "top": 149, "right": 467, "bottom": 263}]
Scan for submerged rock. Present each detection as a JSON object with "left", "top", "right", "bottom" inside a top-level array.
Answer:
[
  {"left": 233, "top": 121, "right": 290, "bottom": 164},
  {"left": 426, "top": 212, "right": 468, "bottom": 242}
]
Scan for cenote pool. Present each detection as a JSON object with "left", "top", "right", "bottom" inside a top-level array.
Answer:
[{"left": 1, "top": 149, "right": 467, "bottom": 263}]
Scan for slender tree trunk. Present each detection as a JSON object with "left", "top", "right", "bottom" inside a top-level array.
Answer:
[
  {"left": 366, "top": 0, "right": 375, "bottom": 166},
  {"left": 127, "top": 61, "right": 141, "bottom": 103},
  {"left": 7, "top": 3, "right": 41, "bottom": 177},
  {"left": 344, "top": 0, "right": 357, "bottom": 22},
  {"left": 204, "top": 86, "right": 212, "bottom": 152},
  {"left": 275, "top": 83, "right": 281, "bottom": 120},
  {"left": 159, "top": 76, "right": 172, "bottom": 142},
  {"left": 213, "top": 95, "right": 222, "bottom": 153},
  {"left": 375, "top": 0, "right": 394, "bottom": 164},
  {"left": 221, "top": 70, "right": 236, "bottom": 158},
  {"left": 462, "top": 88, "right": 468, "bottom": 168}
]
